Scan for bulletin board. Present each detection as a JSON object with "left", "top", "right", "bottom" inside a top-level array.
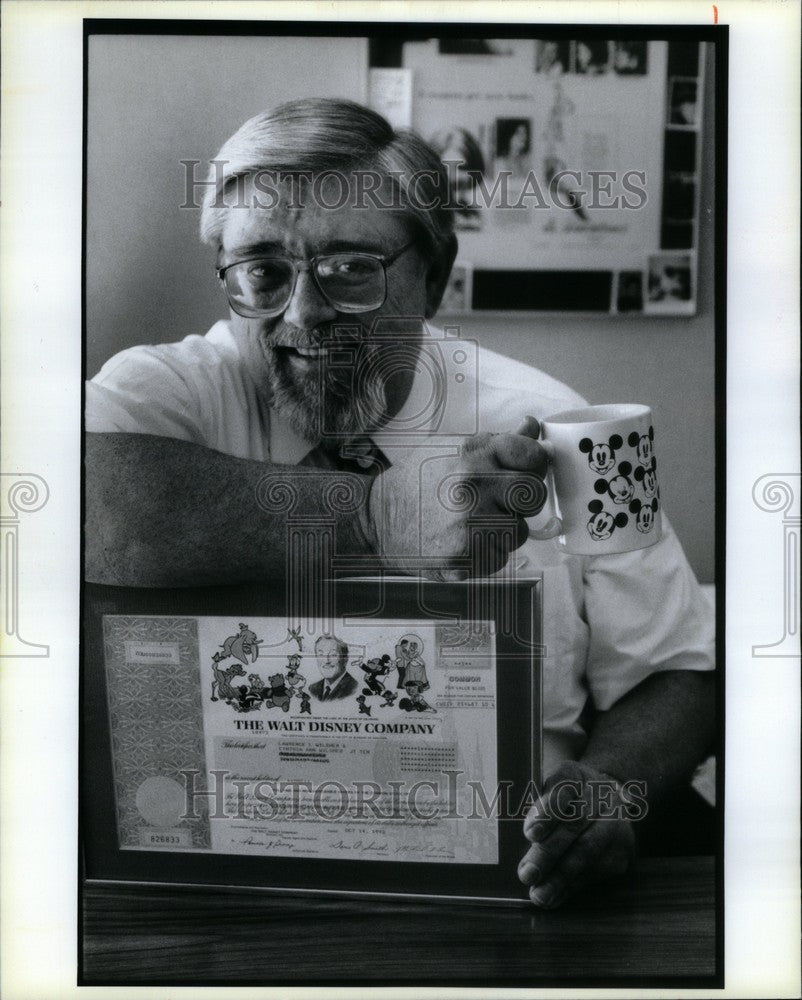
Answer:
[{"left": 368, "top": 34, "right": 705, "bottom": 316}]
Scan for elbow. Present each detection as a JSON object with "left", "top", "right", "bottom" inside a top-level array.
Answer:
[
  {"left": 84, "top": 434, "right": 169, "bottom": 586},
  {"left": 84, "top": 502, "right": 146, "bottom": 585},
  {"left": 85, "top": 520, "right": 187, "bottom": 587}
]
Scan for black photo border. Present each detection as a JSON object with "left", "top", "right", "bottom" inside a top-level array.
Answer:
[
  {"left": 81, "top": 577, "right": 543, "bottom": 902},
  {"left": 79, "top": 16, "right": 727, "bottom": 990}
]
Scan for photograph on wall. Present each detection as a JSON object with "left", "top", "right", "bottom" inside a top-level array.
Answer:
[
  {"left": 535, "top": 39, "right": 572, "bottom": 75},
  {"left": 427, "top": 125, "right": 487, "bottom": 231},
  {"left": 612, "top": 39, "right": 649, "bottom": 75},
  {"left": 645, "top": 252, "right": 696, "bottom": 314},
  {"left": 493, "top": 117, "right": 534, "bottom": 178},
  {"left": 385, "top": 34, "right": 703, "bottom": 310},
  {"left": 669, "top": 78, "right": 700, "bottom": 126},
  {"left": 573, "top": 39, "right": 612, "bottom": 75}
]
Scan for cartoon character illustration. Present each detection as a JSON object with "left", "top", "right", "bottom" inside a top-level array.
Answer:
[
  {"left": 629, "top": 497, "right": 659, "bottom": 533},
  {"left": 356, "top": 694, "right": 372, "bottom": 716},
  {"left": 628, "top": 426, "right": 655, "bottom": 467},
  {"left": 210, "top": 654, "right": 247, "bottom": 703},
  {"left": 394, "top": 639, "right": 410, "bottom": 688},
  {"left": 358, "top": 654, "right": 393, "bottom": 695},
  {"left": 237, "top": 672, "right": 267, "bottom": 710},
  {"left": 395, "top": 634, "right": 429, "bottom": 691},
  {"left": 285, "top": 654, "right": 307, "bottom": 697},
  {"left": 634, "top": 460, "right": 659, "bottom": 499},
  {"left": 264, "top": 672, "right": 291, "bottom": 712},
  {"left": 399, "top": 681, "right": 437, "bottom": 713},
  {"left": 403, "top": 638, "right": 429, "bottom": 691},
  {"left": 234, "top": 685, "right": 251, "bottom": 711},
  {"left": 298, "top": 691, "right": 312, "bottom": 715},
  {"left": 286, "top": 627, "right": 303, "bottom": 651},
  {"left": 594, "top": 461, "right": 635, "bottom": 505},
  {"left": 380, "top": 689, "right": 398, "bottom": 708},
  {"left": 220, "top": 623, "right": 261, "bottom": 665},
  {"left": 579, "top": 434, "right": 623, "bottom": 475},
  {"left": 586, "top": 500, "right": 629, "bottom": 541}
]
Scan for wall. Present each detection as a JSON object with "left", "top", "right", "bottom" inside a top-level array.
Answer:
[
  {"left": 86, "top": 34, "right": 717, "bottom": 583},
  {"left": 86, "top": 34, "right": 368, "bottom": 372}
]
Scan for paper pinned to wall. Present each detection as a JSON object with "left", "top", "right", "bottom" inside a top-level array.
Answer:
[{"left": 369, "top": 68, "right": 413, "bottom": 129}]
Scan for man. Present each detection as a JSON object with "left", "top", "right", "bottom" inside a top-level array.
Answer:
[
  {"left": 309, "top": 634, "right": 358, "bottom": 701},
  {"left": 85, "top": 98, "right": 715, "bottom": 907}
]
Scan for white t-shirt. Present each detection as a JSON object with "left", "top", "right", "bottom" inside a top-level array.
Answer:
[{"left": 86, "top": 321, "right": 715, "bottom": 775}]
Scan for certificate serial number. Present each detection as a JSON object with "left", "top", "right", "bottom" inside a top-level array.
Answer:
[{"left": 137, "top": 828, "right": 191, "bottom": 848}]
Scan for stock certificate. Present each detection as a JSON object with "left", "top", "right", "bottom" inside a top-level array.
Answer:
[{"left": 103, "top": 614, "right": 500, "bottom": 865}]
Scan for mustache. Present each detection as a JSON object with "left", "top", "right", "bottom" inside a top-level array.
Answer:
[
  {"left": 263, "top": 324, "right": 387, "bottom": 406},
  {"left": 265, "top": 323, "right": 371, "bottom": 350}
]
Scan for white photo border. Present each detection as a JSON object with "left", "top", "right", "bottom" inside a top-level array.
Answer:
[{"left": 1, "top": 2, "right": 799, "bottom": 998}]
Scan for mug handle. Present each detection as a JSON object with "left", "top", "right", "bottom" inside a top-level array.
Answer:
[
  {"left": 525, "top": 432, "right": 561, "bottom": 540},
  {"left": 529, "top": 515, "right": 562, "bottom": 540}
]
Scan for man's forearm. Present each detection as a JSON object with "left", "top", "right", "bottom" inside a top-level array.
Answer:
[
  {"left": 579, "top": 669, "right": 716, "bottom": 806},
  {"left": 85, "top": 432, "right": 378, "bottom": 586}
]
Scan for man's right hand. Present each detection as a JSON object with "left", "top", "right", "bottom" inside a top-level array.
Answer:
[{"left": 365, "top": 418, "right": 549, "bottom": 580}]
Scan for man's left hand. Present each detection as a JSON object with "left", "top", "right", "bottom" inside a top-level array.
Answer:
[{"left": 518, "top": 760, "right": 638, "bottom": 908}]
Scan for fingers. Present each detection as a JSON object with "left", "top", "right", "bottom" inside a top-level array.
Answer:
[
  {"left": 418, "top": 513, "right": 527, "bottom": 580},
  {"left": 516, "top": 414, "right": 541, "bottom": 440},
  {"left": 518, "top": 761, "right": 638, "bottom": 908},
  {"left": 421, "top": 567, "right": 470, "bottom": 583},
  {"left": 487, "top": 433, "right": 550, "bottom": 477},
  {"left": 516, "top": 415, "right": 556, "bottom": 464},
  {"left": 518, "top": 816, "right": 591, "bottom": 887},
  {"left": 523, "top": 768, "right": 590, "bottom": 844},
  {"left": 522, "top": 822, "right": 634, "bottom": 909},
  {"left": 492, "top": 471, "right": 547, "bottom": 518},
  {"left": 380, "top": 424, "right": 550, "bottom": 577}
]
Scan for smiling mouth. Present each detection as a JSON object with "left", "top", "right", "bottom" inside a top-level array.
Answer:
[
  {"left": 277, "top": 345, "right": 329, "bottom": 362},
  {"left": 276, "top": 340, "right": 368, "bottom": 363},
  {"left": 293, "top": 346, "right": 328, "bottom": 358}
]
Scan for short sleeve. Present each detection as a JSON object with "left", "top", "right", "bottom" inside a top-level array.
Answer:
[
  {"left": 85, "top": 343, "right": 206, "bottom": 443},
  {"left": 583, "top": 515, "right": 715, "bottom": 711}
]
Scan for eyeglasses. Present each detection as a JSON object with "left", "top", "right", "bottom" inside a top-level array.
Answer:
[{"left": 216, "top": 240, "right": 417, "bottom": 319}]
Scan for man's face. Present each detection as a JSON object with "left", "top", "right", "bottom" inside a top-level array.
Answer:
[
  {"left": 315, "top": 637, "right": 347, "bottom": 682},
  {"left": 218, "top": 174, "right": 443, "bottom": 443}
]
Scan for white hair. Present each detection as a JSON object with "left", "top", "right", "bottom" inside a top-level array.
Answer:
[
  {"left": 314, "top": 634, "right": 348, "bottom": 658},
  {"left": 199, "top": 98, "right": 456, "bottom": 261}
]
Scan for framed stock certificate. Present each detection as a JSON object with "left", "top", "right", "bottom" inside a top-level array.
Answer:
[{"left": 81, "top": 577, "right": 542, "bottom": 903}]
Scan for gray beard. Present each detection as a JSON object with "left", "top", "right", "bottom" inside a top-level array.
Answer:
[{"left": 264, "top": 343, "right": 389, "bottom": 443}]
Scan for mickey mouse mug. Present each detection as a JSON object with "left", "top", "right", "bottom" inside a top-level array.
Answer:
[{"left": 530, "top": 404, "right": 662, "bottom": 556}]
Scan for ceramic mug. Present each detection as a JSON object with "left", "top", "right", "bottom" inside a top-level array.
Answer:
[{"left": 530, "top": 403, "right": 662, "bottom": 555}]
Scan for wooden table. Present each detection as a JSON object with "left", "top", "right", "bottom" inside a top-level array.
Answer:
[{"left": 81, "top": 855, "right": 719, "bottom": 986}]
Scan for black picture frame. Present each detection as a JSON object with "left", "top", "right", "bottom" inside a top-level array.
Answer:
[{"left": 81, "top": 577, "right": 543, "bottom": 903}]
